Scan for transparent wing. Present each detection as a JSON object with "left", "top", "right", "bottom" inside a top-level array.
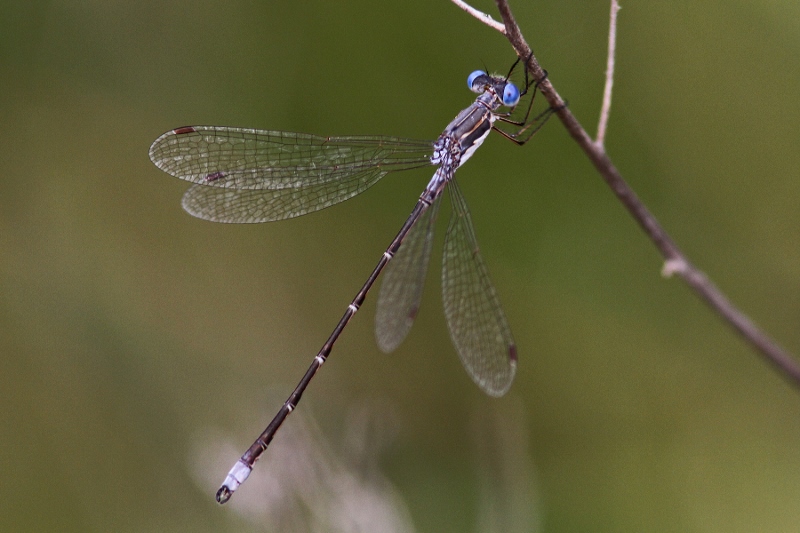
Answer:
[
  {"left": 181, "top": 166, "right": 390, "bottom": 223},
  {"left": 149, "top": 126, "right": 433, "bottom": 190},
  {"left": 150, "top": 126, "right": 433, "bottom": 223},
  {"left": 375, "top": 196, "right": 442, "bottom": 352},
  {"left": 442, "top": 180, "right": 516, "bottom": 397}
]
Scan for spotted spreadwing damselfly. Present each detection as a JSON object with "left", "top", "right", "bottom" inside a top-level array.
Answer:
[{"left": 149, "top": 57, "right": 553, "bottom": 503}]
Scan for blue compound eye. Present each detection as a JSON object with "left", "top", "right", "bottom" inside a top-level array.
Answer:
[
  {"left": 467, "top": 70, "right": 486, "bottom": 91},
  {"left": 502, "top": 82, "right": 521, "bottom": 107}
]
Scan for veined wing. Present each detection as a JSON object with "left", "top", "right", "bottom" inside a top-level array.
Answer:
[
  {"left": 375, "top": 196, "right": 442, "bottom": 352},
  {"left": 442, "top": 180, "right": 516, "bottom": 397},
  {"left": 182, "top": 164, "right": 410, "bottom": 223},
  {"left": 149, "top": 126, "right": 433, "bottom": 191}
]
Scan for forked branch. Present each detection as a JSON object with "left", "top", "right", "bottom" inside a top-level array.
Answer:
[{"left": 449, "top": 0, "right": 800, "bottom": 387}]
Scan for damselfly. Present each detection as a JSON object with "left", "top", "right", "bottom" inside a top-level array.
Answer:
[{"left": 149, "top": 57, "right": 552, "bottom": 503}]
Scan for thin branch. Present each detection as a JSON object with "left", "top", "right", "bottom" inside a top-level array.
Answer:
[
  {"left": 450, "top": 0, "right": 507, "bottom": 33},
  {"left": 596, "top": 0, "right": 620, "bottom": 147},
  {"left": 449, "top": 0, "right": 800, "bottom": 388}
]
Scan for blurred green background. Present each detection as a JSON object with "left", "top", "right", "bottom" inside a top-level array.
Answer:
[{"left": 3, "top": 1, "right": 800, "bottom": 531}]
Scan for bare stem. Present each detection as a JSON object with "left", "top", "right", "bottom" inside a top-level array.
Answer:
[
  {"left": 450, "top": 0, "right": 506, "bottom": 34},
  {"left": 596, "top": 0, "right": 620, "bottom": 147},
  {"left": 449, "top": 0, "right": 800, "bottom": 387}
]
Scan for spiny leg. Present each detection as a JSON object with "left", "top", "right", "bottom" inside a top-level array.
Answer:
[
  {"left": 494, "top": 70, "right": 562, "bottom": 146},
  {"left": 496, "top": 67, "right": 548, "bottom": 128},
  {"left": 493, "top": 104, "right": 561, "bottom": 146}
]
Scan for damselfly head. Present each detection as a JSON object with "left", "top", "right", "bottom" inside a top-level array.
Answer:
[{"left": 467, "top": 70, "right": 520, "bottom": 108}]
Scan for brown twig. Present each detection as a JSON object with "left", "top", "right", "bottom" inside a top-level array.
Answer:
[{"left": 450, "top": 0, "right": 800, "bottom": 387}]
